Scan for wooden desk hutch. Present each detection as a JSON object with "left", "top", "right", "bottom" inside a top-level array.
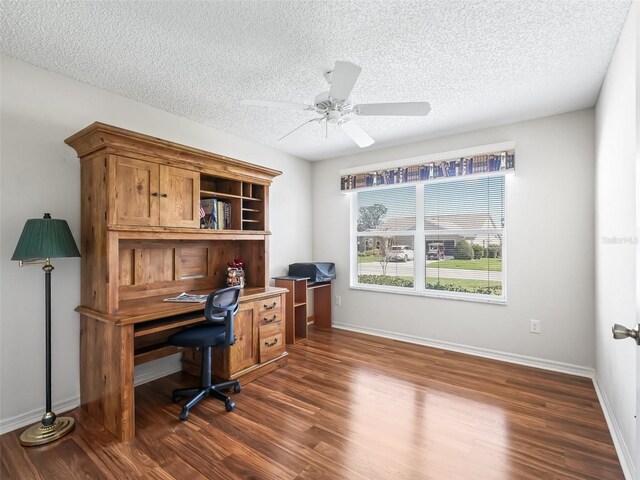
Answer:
[{"left": 66, "top": 123, "right": 287, "bottom": 441}]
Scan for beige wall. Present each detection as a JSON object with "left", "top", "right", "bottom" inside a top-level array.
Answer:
[{"left": 313, "top": 109, "right": 596, "bottom": 369}]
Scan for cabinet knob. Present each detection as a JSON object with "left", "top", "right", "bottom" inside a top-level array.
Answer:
[
  {"left": 161, "top": 193, "right": 168, "bottom": 198},
  {"left": 151, "top": 192, "right": 159, "bottom": 197}
]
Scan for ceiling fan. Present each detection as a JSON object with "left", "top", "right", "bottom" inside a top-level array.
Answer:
[{"left": 241, "top": 61, "right": 431, "bottom": 148}]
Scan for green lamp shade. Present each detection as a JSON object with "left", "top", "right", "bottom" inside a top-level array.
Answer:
[{"left": 11, "top": 213, "right": 80, "bottom": 261}]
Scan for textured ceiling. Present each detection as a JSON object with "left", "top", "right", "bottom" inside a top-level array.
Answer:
[{"left": 0, "top": 1, "right": 631, "bottom": 161}]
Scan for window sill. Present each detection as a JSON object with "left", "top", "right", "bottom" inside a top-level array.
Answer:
[{"left": 349, "top": 284, "right": 507, "bottom": 305}]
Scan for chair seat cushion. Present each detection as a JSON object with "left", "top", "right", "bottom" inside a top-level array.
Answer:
[{"left": 168, "top": 324, "right": 227, "bottom": 348}]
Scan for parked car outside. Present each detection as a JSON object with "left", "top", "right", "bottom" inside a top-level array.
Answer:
[
  {"left": 427, "top": 242, "right": 445, "bottom": 260},
  {"left": 388, "top": 245, "right": 414, "bottom": 262}
]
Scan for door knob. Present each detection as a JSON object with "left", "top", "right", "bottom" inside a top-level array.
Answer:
[{"left": 611, "top": 323, "right": 640, "bottom": 345}]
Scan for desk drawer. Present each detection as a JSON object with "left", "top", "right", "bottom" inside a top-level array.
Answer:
[
  {"left": 258, "top": 296, "right": 281, "bottom": 315},
  {"left": 259, "top": 323, "right": 284, "bottom": 362},
  {"left": 259, "top": 310, "right": 282, "bottom": 326}
]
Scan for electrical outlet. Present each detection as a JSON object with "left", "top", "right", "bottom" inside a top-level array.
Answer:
[
  {"left": 335, "top": 295, "right": 342, "bottom": 306},
  {"left": 529, "top": 319, "right": 541, "bottom": 334}
]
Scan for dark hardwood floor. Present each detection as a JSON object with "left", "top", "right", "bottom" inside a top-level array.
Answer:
[{"left": 1, "top": 327, "right": 624, "bottom": 479}]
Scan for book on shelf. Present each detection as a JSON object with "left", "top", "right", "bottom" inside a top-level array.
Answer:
[
  {"left": 407, "top": 165, "right": 420, "bottom": 182},
  {"left": 163, "top": 292, "right": 208, "bottom": 303},
  {"left": 217, "top": 200, "right": 225, "bottom": 230},
  {"left": 506, "top": 151, "right": 515, "bottom": 169},
  {"left": 224, "top": 202, "right": 232, "bottom": 229},
  {"left": 199, "top": 198, "right": 232, "bottom": 229}
]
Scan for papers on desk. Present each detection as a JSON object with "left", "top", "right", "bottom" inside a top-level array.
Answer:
[{"left": 163, "top": 292, "right": 208, "bottom": 303}]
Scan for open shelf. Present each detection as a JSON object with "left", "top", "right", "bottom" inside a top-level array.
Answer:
[
  {"left": 294, "top": 307, "right": 307, "bottom": 343},
  {"left": 119, "top": 238, "right": 268, "bottom": 302},
  {"left": 200, "top": 189, "right": 242, "bottom": 200},
  {"left": 199, "top": 175, "right": 266, "bottom": 231},
  {"left": 274, "top": 276, "right": 310, "bottom": 344}
]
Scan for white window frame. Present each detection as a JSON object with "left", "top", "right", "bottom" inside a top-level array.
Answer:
[{"left": 350, "top": 177, "right": 508, "bottom": 304}]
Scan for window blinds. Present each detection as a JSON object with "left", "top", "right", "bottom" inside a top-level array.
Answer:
[
  {"left": 424, "top": 176, "right": 505, "bottom": 232},
  {"left": 357, "top": 186, "right": 416, "bottom": 232},
  {"left": 424, "top": 176, "right": 505, "bottom": 297}
]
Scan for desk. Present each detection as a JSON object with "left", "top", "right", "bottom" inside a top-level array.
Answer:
[
  {"left": 274, "top": 277, "right": 332, "bottom": 343},
  {"left": 76, "top": 286, "right": 287, "bottom": 441}
]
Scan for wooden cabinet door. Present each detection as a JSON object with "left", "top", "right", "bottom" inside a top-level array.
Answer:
[
  {"left": 114, "top": 157, "right": 160, "bottom": 226},
  {"left": 227, "top": 302, "right": 258, "bottom": 375},
  {"left": 159, "top": 166, "right": 200, "bottom": 228},
  {"left": 114, "top": 160, "right": 199, "bottom": 228}
]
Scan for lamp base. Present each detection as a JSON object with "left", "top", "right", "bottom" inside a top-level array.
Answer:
[{"left": 19, "top": 416, "right": 74, "bottom": 447}]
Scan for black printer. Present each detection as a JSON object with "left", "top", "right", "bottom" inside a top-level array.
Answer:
[{"left": 288, "top": 262, "right": 336, "bottom": 284}]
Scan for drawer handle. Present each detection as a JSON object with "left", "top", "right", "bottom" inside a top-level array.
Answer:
[
  {"left": 264, "top": 338, "right": 278, "bottom": 347},
  {"left": 263, "top": 315, "right": 277, "bottom": 323},
  {"left": 263, "top": 301, "right": 277, "bottom": 310}
]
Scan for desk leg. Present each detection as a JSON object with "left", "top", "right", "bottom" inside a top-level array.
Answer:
[
  {"left": 313, "top": 284, "right": 332, "bottom": 330},
  {"left": 80, "top": 315, "right": 135, "bottom": 441}
]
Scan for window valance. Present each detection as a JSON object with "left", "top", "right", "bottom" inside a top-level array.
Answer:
[{"left": 340, "top": 148, "right": 515, "bottom": 192}]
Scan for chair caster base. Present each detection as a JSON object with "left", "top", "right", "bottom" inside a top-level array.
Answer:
[{"left": 171, "top": 380, "right": 240, "bottom": 420}]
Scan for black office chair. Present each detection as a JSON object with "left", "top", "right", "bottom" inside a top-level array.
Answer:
[{"left": 168, "top": 286, "right": 242, "bottom": 421}]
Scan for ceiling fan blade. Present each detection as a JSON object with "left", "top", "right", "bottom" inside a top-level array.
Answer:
[
  {"left": 329, "top": 61, "right": 362, "bottom": 101},
  {"left": 340, "top": 120, "right": 374, "bottom": 148},
  {"left": 241, "top": 99, "right": 313, "bottom": 110},
  {"left": 354, "top": 102, "right": 431, "bottom": 116},
  {"left": 278, "top": 117, "right": 323, "bottom": 142}
]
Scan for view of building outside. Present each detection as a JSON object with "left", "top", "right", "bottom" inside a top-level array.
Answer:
[{"left": 355, "top": 177, "right": 505, "bottom": 297}]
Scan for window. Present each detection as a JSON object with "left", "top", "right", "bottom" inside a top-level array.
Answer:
[
  {"left": 352, "top": 176, "right": 506, "bottom": 302},
  {"left": 355, "top": 186, "right": 416, "bottom": 289}
]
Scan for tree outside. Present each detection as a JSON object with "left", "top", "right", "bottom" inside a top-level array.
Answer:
[{"left": 357, "top": 203, "right": 387, "bottom": 232}]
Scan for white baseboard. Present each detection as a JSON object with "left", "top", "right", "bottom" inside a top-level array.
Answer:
[
  {"left": 592, "top": 377, "right": 636, "bottom": 480},
  {"left": 0, "top": 396, "right": 80, "bottom": 436},
  {"left": 332, "top": 322, "right": 596, "bottom": 378},
  {"left": 0, "top": 354, "right": 183, "bottom": 435}
]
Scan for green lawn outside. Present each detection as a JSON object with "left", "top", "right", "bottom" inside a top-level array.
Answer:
[
  {"left": 356, "top": 274, "right": 502, "bottom": 295},
  {"left": 426, "top": 277, "right": 501, "bottom": 290},
  {"left": 431, "top": 258, "right": 502, "bottom": 271},
  {"left": 357, "top": 257, "right": 502, "bottom": 270},
  {"left": 358, "top": 275, "right": 414, "bottom": 287},
  {"left": 357, "top": 255, "right": 380, "bottom": 263}
]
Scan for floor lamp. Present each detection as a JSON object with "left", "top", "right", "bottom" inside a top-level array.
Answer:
[{"left": 11, "top": 213, "right": 81, "bottom": 447}]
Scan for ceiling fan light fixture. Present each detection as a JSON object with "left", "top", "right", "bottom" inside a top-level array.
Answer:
[
  {"left": 327, "top": 111, "right": 342, "bottom": 124},
  {"left": 314, "top": 91, "right": 333, "bottom": 110}
]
